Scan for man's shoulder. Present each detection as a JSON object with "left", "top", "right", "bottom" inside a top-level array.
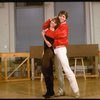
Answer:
[{"left": 60, "top": 23, "right": 68, "bottom": 28}]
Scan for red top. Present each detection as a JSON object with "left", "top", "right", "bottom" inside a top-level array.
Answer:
[
  {"left": 42, "top": 19, "right": 51, "bottom": 30},
  {"left": 42, "top": 19, "right": 69, "bottom": 48},
  {"left": 45, "top": 29, "right": 54, "bottom": 39},
  {"left": 53, "top": 22, "right": 68, "bottom": 48},
  {"left": 43, "top": 19, "right": 54, "bottom": 39}
]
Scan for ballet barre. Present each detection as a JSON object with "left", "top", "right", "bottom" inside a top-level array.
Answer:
[
  {"left": 67, "top": 44, "right": 99, "bottom": 78},
  {"left": 0, "top": 52, "right": 31, "bottom": 82},
  {"left": 30, "top": 44, "right": 99, "bottom": 80}
]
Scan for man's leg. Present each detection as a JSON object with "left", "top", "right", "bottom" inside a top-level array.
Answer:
[
  {"left": 54, "top": 47, "right": 80, "bottom": 98},
  {"left": 54, "top": 55, "right": 65, "bottom": 96}
]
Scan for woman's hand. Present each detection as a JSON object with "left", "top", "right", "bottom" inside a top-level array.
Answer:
[
  {"left": 42, "top": 30, "right": 45, "bottom": 36},
  {"left": 45, "top": 40, "right": 52, "bottom": 47},
  {"left": 42, "top": 29, "right": 48, "bottom": 36},
  {"left": 42, "top": 29, "right": 52, "bottom": 47}
]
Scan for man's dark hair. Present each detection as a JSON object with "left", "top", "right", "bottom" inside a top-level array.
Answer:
[{"left": 58, "top": 10, "right": 68, "bottom": 19}]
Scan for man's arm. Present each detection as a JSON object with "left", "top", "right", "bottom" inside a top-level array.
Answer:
[{"left": 54, "top": 25, "right": 68, "bottom": 39}]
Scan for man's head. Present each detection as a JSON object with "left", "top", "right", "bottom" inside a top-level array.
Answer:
[{"left": 58, "top": 10, "right": 68, "bottom": 23}]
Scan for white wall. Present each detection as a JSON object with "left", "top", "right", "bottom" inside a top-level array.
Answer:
[
  {"left": 0, "top": 2, "right": 100, "bottom": 52},
  {"left": 44, "top": 2, "right": 54, "bottom": 21},
  {"left": 0, "top": 2, "right": 54, "bottom": 52},
  {"left": 0, "top": 3, "right": 15, "bottom": 52},
  {"left": 15, "top": 2, "right": 54, "bottom": 52},
  {"left": 9, "top": 3, "right": 15, "bottom": 52},
  {"left": 15, "top": 7, "right": 44, "bottom": 52},
  {"left": 85, "top": 2, "right": 92, "bottom": 44},
  {"left": 0, "top": 3, "right": 9, "bottom": 52},
  {"left": 85, "top": 2, "right": 100, "bottom": 50},
  {"left": 92, "top": 2, "right": 100, "bottom": 49},
  {"left": 54, "top": 2, "right": 86, "bottom": 44}
]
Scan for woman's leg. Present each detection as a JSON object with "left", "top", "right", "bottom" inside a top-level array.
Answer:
[{"left": 41, "top": 49, "right": 54, "bottom": 95}]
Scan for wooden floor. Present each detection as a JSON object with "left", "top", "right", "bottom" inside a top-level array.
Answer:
[{"left": 0, "top": 77, "right": 100, "bottom": 99}]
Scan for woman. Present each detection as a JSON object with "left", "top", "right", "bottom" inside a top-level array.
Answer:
[{"left": 41, "top": 17, "right": 60, "bottom": 98}]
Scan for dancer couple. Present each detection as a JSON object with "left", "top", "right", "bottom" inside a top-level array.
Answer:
[{"left": 41, "top": 10, "right": 80, "bottom": 99}]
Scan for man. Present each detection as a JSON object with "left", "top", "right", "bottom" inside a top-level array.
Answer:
[{"left": 53, "top": 10, "right": 80, "bottom": 98}]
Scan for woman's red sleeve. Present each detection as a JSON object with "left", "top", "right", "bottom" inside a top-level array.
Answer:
[{"left": 42, "top": 19, "right": 51, "bottom": 30}]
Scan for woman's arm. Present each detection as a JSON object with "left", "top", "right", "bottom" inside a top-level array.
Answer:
[
  {"left": 42, "top": 16, "right": 57, "bottom": 30},
  {"left": 42, "top": 30, "right": 52, "bottom": 47},
  {"left": 42, "top": 19, "right": 51, "bottom": 30}
]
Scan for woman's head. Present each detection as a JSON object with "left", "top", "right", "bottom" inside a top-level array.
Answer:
[
  {"left": 58, "top": 10, "right": 68, "bottom": 23},
  {"left": 50, "top": 17, "right": 60, "bottom": 29}
]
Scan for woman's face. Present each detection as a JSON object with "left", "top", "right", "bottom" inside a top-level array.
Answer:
[
  {"left": 50, "top": 20, "right": 57, "bottom": 28},
  {"left": 58, "top": 14, "right": 66, "bottom": 23}
]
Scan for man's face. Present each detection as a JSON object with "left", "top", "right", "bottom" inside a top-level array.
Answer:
[{"left": 58, "top": 14, "right": 66, "bottom": 23}]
